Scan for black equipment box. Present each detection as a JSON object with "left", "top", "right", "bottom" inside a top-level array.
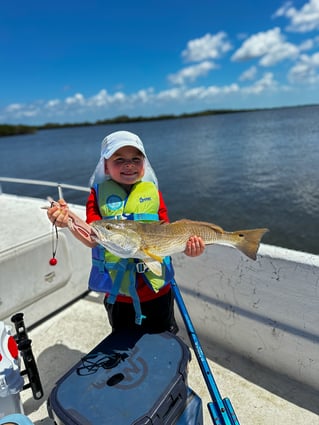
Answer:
[{"left": 47, "top": 331, "right": 192, "bottom": 425}]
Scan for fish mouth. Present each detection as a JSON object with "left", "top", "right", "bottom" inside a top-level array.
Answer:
[
  {"left": 90, "top": 225, "right": 102, "bottom": 240},
  {"left": 91, "top": 227, "right": 99, "bottom": 236}
]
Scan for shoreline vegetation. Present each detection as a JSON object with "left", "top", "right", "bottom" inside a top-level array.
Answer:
[{"left": 0, "top": 104, "right": 317, "bottom": 137}]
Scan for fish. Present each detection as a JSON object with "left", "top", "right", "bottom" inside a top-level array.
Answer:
[{"left": 90, "top": 219, "right": 268, "bottom": 276}]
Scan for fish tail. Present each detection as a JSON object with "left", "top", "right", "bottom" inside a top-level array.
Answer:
[{"left": 233, "top": 228, "right": 268, "bottom": 260}]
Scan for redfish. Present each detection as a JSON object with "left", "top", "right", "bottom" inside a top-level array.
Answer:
[{"left": 91, "top": 219, "right": 268, "bottom": 275}]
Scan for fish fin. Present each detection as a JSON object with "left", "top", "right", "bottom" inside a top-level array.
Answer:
[
  {"left": 143, "top": 260, "right": 163, "bottom": 276},
  {"left": 234, "top": 228, "right": 269, "bottom": 260},
  {"left": 142, "top": 248, "right": 164, "bottom": 263}
]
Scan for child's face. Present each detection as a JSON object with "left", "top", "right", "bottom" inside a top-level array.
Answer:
[{"left": 104, "top": 146, "right": 145, "bottom": 187}]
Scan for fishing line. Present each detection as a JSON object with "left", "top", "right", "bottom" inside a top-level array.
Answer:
[
  {"left": 49, "top": 184, "right": 63, "bottom": 265},
  {"left": 50, "top": 221, "right": 59, "bottom": 266}
]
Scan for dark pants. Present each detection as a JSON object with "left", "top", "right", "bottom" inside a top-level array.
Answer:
[{"left": 104, "top": 288, "right": 179, "bottom": 334}]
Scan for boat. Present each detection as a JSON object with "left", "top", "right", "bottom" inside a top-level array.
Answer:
[{"left": 1, "top": 177, "right": 319, "bottom": 425}]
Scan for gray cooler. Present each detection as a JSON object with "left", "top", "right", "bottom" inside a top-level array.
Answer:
[{"left": 47, "top": 330, "right": 202, "bottom": 425}]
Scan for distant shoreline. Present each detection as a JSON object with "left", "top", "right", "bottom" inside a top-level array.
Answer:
[{"left": 1, "top": 103, "right": 317, "bottom": 137}]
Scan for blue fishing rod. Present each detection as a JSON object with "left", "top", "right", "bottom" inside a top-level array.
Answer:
[{"left": 171, "top": 278, "right": 240, "bottom": 425}]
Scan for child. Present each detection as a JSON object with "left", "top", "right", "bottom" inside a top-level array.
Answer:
[{"left": 47, "top": 130, "right": 205, "bottom": 334}]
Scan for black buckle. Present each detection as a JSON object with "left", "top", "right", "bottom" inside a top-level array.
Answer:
[{"left": 136, "top": 262, "right": 148, "bottom": 273}]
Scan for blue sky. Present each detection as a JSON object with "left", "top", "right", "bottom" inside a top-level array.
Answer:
[{"left": 1, "top": 0, "right": 319, "bottom": 125}]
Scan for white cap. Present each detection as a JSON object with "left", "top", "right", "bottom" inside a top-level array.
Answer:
[
  {"left": 100, "top": 131, "right": 146, "bottom": 159},
  {"left": 89, "top": 130, "right": 158, "bottom": 187}
]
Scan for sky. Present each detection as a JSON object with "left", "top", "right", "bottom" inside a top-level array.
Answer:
[{"left": 1, "top": 0, "right": 319, "bottom": 125}]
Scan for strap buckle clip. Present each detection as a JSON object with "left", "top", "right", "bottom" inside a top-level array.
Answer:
[{"left": 136, "top": 262, "right": 148, "bottom": 273}]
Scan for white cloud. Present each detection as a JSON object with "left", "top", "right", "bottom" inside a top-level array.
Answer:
[
  {"left": 65, "top": 93, "right": 85, "bottom": 105},
  {"left": 4, "top": 102, "right": 40, "bottom": 120},
  {"left": 183, "top": 86, "right": 207, "bottom": 100},
  {"left": 274, "top": 0, "right": 319, "bottom": 33},
  {"left": 5, "top": 103, "right": 24, "bottom": 112},
  {"left": 183, "top": 83, "right": 239, "bottom": 100},
  {"left": 156, "top": 87, "right": 182, "bottom": 102},
  {"left": 168, "top": 61, "right": 217, "bottom": 85},
  {"left": 22, "top": 110, "right": 39, "bottom": 117},
  {"left": 260, "top": 41, "right": 299, "bottom": 66},
  {"left": 87, "top": 89, "right": 109, "bottom": 107},
  {"left": 239, "top": 66, "right": 257, "bottom": 81},
  {"left": 182, "top": 32, "right": 232, "bottom": 62},
  {"left": 299, "top": 38, "right": 315, "bottom": 51},
  {"left": 45, "top": 99, "right": 61, "bottom": 109},
  {"left": 110, "top": 91, "right": 127, "bottom": 103},
  {"left": 232, "top": 27, "right": 299, "bottom": 66},
  {"left": 131, "top": 89, "right": 155, "bottom": 104},
  {"left": 0, "top": 83, "right": 243, "bottom": 123},
  {"left": 288, "top": 52, "right": 319, "bottom": 83},
  {"left": 87, "top": 89, "right": 127, "bottom": 107},
  {"left": 242, "top": 73, "right": 278, "bottom": 94},
  {"left": 299, "top": 35, "right": 319, "bottom": 51}
]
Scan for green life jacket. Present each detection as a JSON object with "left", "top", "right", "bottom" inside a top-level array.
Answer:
[{"left": 88, "top": 180, "right": 174, "bottom": 324}]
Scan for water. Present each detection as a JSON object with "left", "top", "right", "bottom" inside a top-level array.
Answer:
[{"left": 1, "top": 105, "right": 319, "bottom": 255}]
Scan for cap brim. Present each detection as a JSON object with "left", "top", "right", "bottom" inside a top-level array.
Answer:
[
  {"left": 102, "top": 131, "right": 146, "bottom": 159},
  {"left": 103, "top": 140, "right": 146, "bottom": 159}
]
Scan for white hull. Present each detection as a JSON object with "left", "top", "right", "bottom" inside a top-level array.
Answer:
[
  {"left": 173, "top": 244, "right": 319, "bottom": 391},
  {"left": 0, "top": 192, "right": 91, "bottom": 326}
]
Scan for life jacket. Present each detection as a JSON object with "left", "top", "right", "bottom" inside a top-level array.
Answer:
[{"left": 88, "top": 180, "right": 174, "bottom": 324}]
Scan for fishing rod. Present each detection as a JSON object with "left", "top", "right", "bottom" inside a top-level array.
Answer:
[{"left": 171, "top": 278, "right": 240, "bottom": 425}]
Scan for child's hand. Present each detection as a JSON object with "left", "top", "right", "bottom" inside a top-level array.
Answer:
[
  {"left": 47, "top": 199, "right": 69, "bottom": 228},
  {"left": 184, "top": 236, "right": 205, "bottom": 257}
]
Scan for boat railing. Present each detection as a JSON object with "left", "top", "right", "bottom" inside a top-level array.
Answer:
[{"left": 0, "top": 176, "right": 90, "bottom": 200}]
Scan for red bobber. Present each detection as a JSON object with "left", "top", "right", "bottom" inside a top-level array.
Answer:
[{"left": 49, "top": 257, "right": 57, "bottom": 266}]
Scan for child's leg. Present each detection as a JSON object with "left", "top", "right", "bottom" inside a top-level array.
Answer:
[{"left": 104, "top": 289, "right": 178, "bottom": 334}]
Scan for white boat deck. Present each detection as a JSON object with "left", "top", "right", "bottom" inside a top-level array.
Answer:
[
  {"left": 21, "top": 292, "right": 319, "bottom": 425},
  {"left": 1, "top": 180, "right": 319, "bottom": 424}
]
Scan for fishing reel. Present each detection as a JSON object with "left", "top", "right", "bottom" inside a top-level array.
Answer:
[{"left": 11, "top": 313, "right": 44, "bottom": 400}]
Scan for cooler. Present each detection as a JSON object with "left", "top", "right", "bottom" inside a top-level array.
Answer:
[{"left": 47, "top": 331, "right": 195, "bottom": 425}]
